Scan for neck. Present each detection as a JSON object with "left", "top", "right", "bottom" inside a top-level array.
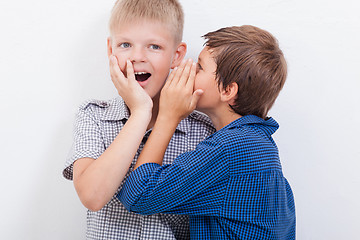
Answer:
[
  {"left": 204, "top": 107, "right": 242, "bottom": 131},
  {"left": 147, "top": 93, "right": 160, "bottom": 130}
]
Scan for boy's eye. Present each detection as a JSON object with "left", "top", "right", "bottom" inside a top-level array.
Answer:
[
  {"left": 149, "top": 44, "right": 161, "bottom": 50},
  {"left": 119, "top": 43, "right": 131, "bottom": 48},
  {"left": 196, "top": 63, "right": 203, "bottom": 72}
]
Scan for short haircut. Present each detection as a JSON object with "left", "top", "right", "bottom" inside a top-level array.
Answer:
[
  {"left": 203, "top": 25, "right": 287, "bottom": 119},
  {"left": 109, "top": 0, "right": 184, "bottom": 44}
]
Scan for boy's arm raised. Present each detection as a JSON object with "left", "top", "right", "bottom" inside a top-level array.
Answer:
[
  {"left": 134, "top": 59, "right": 202, "bottom": 170},
  {"left": 73, "top": 58, "right": 152, "bottom": 211}
]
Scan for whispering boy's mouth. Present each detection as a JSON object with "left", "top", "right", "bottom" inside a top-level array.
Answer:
[{"left": 135, "top": 72, "right": 151, "bottom": 82}]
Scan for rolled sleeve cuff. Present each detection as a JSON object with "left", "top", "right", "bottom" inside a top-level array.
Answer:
[{"left": 117, "top": 163, "right": 160, "bottom": 211}]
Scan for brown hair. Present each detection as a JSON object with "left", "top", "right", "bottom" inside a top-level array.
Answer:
[
  {"left": 203, "top": 25, "right": 287, "bottom": 119},
  {"left": 109, "top": 0, "right": 184, "bottom": 44}
]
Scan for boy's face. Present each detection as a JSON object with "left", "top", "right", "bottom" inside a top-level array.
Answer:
[
  {"left": 194, "top": 47, "right": 222, "bottom": 113},
  {"left": 108, "top": 20, "right": 186, "bottom": 99}
]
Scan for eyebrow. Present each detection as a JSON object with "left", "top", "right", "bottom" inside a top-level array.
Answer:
[{"left": 114, "top": 36, "right": 167, "bottom": 44}]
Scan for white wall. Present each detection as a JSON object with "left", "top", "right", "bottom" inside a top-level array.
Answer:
[{"left": 0, "top": 0, "right": 359, "bottom": 239}]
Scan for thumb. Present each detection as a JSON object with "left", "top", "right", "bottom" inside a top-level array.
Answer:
[{"left": 189, "top": 89, "right": 204, "bottom": 110}]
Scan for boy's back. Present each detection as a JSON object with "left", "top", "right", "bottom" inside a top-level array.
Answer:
[
  {"left": 195, "top": 115, "right": 295, "bottom": 239},
  {"left": 120, "top": 115, "right": 295, "bottom": 239}
]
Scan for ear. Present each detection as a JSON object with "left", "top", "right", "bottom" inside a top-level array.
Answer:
[
  {"left": 220, "top": 82, "right": 238, "bottom": 105},
  {"left": 170, "top": 42, "right": 187, "bottom": 69},
  {"left": 107, "top": 37, "right": 113, "bottom": 58}
]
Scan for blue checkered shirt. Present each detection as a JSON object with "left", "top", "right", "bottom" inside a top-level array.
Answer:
[
  {"left": 63, "top": 97, "right": 215, "bottom": 239},
  {"left": 119, "top": 115, "right": 296, "bottom": 239}
]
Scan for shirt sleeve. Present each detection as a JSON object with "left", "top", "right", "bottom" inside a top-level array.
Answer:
[
  {"left": 118, "top": 137, "right": 228, "bottom": 216},
  {"left": 63, "top": 105, "right": 105, "bottom": 180}
]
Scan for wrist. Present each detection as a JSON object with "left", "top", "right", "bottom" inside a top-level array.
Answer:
[
  {"left": 130, "top": 108, "right": 152, "bottom": 122},
  {"left": 156, "top": 112, "right": 180, "bottom": 130}
]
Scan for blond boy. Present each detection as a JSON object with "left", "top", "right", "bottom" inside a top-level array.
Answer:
[{"left": 63, "top": 0, "right": 214, "bottom": 239}]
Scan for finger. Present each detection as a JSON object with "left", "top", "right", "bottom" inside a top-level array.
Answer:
[
  {"left": 172, "top": 59, "right": 187, "bottom": 85},
  {"left": 185, "top": 61, "right": 196, "bottom": 90},
  {"left": 126, "top": 60, "right": 136, "bottom": 82},
  {"left": 110, "top": 56, "right": 126, "bottom": 80},
  {"left": 164, "top": 66, "right": 178, "bottom": 90},
  {"left": 189, "top": 89, "right": 204, "bottom": 110},
  {"left": 109, "top": 55, "right": 117, "bottom": 77},
  {"left": 109, "top": 55, "right": 125, "bottom": 88},
  {"left": 179, "top": 59, "right": 193, "bottom": 87}
]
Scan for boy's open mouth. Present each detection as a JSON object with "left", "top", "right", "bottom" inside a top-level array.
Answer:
[{"left": 135, "top": 72, "right": 151, "bottom": 82}]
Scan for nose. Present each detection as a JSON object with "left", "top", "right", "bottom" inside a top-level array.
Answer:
[{"left": 130, "top": 46, "right": 146, "bottom": 63}]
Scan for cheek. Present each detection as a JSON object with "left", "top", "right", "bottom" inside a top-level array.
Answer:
[
  {"left": 154, "top": 62, "right": 171, "bottom": 78},
  {"left": 153, "top": 52, "right": 174, "bottom": 70},
  {"left": 194, "top": 75, "right": 203, "bottom": 90}
]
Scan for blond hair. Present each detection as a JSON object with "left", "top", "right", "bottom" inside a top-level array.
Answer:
[{"left": 109, "top": 0, "right": 184, "bottom": 43}]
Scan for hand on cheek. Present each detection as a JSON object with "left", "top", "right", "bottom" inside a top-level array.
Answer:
[
  {"left": 159, "top": 59, "right": 203, "bottom": 122},
  {"left": 109, "top": 56, "right": 153, "bottom": 116}
]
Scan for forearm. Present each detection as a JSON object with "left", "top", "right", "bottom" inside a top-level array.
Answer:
[
  {"left": 74, "top": 110, "right": 151, "bottom": 211},
  {"left": 120, "top": 138, "right": 225, "bottom": 216},
  {"left": 134, "top": 115, "right": 179, "bottom": 170}
]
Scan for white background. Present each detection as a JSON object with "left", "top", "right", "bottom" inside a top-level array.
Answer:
[{"left": 0, "top": 0, "right": 359, "bottom": 239}]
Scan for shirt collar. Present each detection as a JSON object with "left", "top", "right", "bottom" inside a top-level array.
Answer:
[
  {"left": 101, "top": 97, "right": 189, "bottom": 134},
  {"left": 223, "top": 115, "right": 279, "bottom": 135},
  {"left": 175, "top": 118, "right": 190, "bottom": 134}
]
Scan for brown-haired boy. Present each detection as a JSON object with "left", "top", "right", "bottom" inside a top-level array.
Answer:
[
  {"left": 118, "top": 25, "right": 296, "bottom": 239},
  {"left": 63, "top": 0, "right": 214, "bottom": 239}
]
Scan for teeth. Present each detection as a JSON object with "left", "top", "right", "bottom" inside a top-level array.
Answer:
[{"left": 135, "top": 72, "right": 147, "bottom": 75}]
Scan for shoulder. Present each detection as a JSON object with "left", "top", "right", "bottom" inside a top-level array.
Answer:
[
  {"left": 206, "top": 124, "right": 255, "bottom": 157},
  {"left": 79, "top": 98, "right": 113, "bottom": 111},
  {"left": 76, "top": 99, "right": 112, "bottom": 121},
  {"left": 215, "top": 117, "right": 272, "bottom": 143},
  {"left": 77, "top": 97, "right": 127, "bottom": 121}
]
